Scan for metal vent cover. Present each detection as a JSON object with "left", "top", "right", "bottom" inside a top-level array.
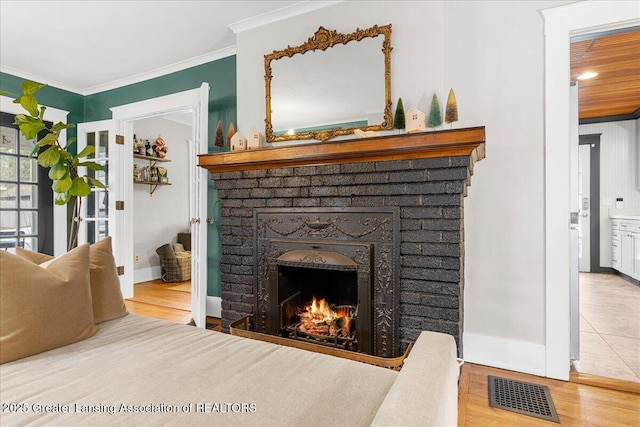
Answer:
[{"left": 488, "top": 375, "right": 560, "bottom": 423}]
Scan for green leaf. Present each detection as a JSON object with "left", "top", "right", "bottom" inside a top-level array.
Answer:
[
  {"left": 77, "top": 161, "right": 104, "bottom": 171},
  {"left": 14, "top": 114, "right": 45, "bottom": 139},
  {"left": 38, "top": 132, "right": 58, "bottom": 147},
  {"left": 76, "top": 144, "right": 95, "bottom": 159},
  {"left": 87, "top": 176, "right": 106, "bottom": 189},
  {"left": 16, "top": 94, "right": 40, "bottom": 117},
  {"left": 54, "top": 192, "right": 72, "bottom": 205},
  {"left": 52, "top": 122, "right": 74, "bottom": 133},
  {"left": 38, "top": 145, "right": 61, "bottom": 167},
  {"left": 52, "top": 174, "right": 72, "bottom": 193},
  {"left": 21, "top": 80, "right": 47, "bottom": 96},
  {"left": 48, "top": 161, "right": 68, "bottom": 180},
  {"left": 39, "top": 105, "right": 47, "bottom": 120},
  {"left": 64, "top": 137, "right": 76, "bottom": 150},
  {"left": 69, "top": 177, "right": 91, "bottom": 197},
  {"left": 29, "top": 143, "right": 40, "bottom": 158}
]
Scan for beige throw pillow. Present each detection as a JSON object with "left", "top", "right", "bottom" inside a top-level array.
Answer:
[
  {"left": 0, "top": 244, "right": 96, "bottom": 364},
  {"left": 16, "top": 236, "right": 128, "bottom": 323}
]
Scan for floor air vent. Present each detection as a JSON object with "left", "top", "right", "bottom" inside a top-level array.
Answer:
[{"left": 488, "top": 375, "right": 560, "bottom": 423}]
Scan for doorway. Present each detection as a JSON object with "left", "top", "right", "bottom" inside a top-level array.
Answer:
[
  {"left": 542, "top": 1, "right": 640, "bottom": 380},
  {"left": 110, "top": 84, "right": 210, "bottom": 328},
  {"left": 575, "top": 132, "right": 639, "bottom": 383},
  {"left": 128, "top": 113, "right": 194, "bottom": 320}
]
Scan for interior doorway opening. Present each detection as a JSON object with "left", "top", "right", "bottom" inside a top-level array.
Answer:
[{"left": 128, "top": 111, "right": 194, "bottom": 322}]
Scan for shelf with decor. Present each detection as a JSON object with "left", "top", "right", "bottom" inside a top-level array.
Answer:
[{"left": 133, "top": 154, "right": 171, "bottom": 196}]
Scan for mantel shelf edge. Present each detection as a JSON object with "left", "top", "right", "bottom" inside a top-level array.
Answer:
[{"left": 198, "top": 126, "right": 485, "bottom": 173}]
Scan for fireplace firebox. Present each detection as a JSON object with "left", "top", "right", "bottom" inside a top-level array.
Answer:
[
  {"left": 270, "top": 243, "right": 372, "bottom": 354},
  {"left": 255, "top": 208, "right": 400, "bottom": 357}
]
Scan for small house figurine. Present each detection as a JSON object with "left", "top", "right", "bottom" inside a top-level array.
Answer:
[
  {"left": 247, "top": 127, "right": 262, "bottom": 150},
  {"left": 230, "top": 132, "right": 247, "bottom": 151},
  {"left": 405, "top": 106, "right": 426, "bottom": 133}
]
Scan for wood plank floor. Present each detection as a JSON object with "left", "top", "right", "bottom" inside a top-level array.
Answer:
[
  {"left": 125, "top": 279, "right": 220, "bottom": 330},
  {"left": 125, "top": 281, "right": 639, "bottom": 425},
  {"left": 459, "top": 363, "right": 640, "bottom": 426}
]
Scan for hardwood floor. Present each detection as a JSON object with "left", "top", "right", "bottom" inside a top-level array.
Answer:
[
  {"left": 125, "top": 279, "right": 220, "bottom": 330},
  {"left": 458, "top": 363, "right": 640, "bottom": 427},
  {"left": 126, "top": 281, "right": 639, "bottom": 426}
]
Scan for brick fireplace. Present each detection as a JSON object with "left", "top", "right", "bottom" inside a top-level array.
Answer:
[{"left": 199, "top": 127, "right": 485, "bottom": 357}]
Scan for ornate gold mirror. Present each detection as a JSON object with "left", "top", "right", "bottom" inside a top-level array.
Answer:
[{"left": 265, "top": 24, "right": 392, "bottom": 143}]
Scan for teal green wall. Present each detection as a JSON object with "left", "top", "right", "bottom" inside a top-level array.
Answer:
[
  {"left": 1, "top": 72, "right": 85, "bottom": 147},
  {"left": 1, "top": 56, "right": 236, "bottom": 298}
]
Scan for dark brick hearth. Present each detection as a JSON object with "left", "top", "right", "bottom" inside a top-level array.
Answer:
[{"left": 211, "top": 156, "right": 472, "bottom": 356}]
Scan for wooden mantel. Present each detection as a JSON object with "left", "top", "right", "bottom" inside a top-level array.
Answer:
[{"left": 198, "top": 126, "right": 485, "bottom": 173}]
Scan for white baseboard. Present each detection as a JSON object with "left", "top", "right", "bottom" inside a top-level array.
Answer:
[
  {"left": 463, "top": 332, "right": 546, "bottom": 377},
  {"left": 207, "top": 296, "right": 221, "bottom": 318},
  {"left": 133, "top": 266, "right": 161, "bottom": 284}
]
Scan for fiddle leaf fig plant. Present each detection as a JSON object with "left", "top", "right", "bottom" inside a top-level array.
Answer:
[{"left": 8, "top": 80, "right": 106, "bottom": 248}]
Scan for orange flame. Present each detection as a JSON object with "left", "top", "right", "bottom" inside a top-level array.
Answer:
[
  {"left": 304, "top": 297, "right": 338, "bottom": 324},
  {"left": 299, "top": 297, "right": 352, "bottom": 337}
]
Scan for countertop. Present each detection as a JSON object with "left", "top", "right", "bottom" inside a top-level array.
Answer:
[{"left": 610, "top": 215, "right": 640, "bottom": 220}]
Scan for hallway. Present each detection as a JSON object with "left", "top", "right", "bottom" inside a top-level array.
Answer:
[{"left": 574, "top": 273, "right": 640, "bottom": 383}]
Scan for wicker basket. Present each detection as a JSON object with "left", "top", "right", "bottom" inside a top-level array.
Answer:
[
  {"left": 156, "top": 243, "right": 191, "bottom": 282},
  {"left": 175, "top": 252, "right": 191, "bottom": 281}
]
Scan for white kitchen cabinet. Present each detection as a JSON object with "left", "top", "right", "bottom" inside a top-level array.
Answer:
[
  {"left": 635, "top": 234, "right": 640, "bottom": 276},
  {"left": 611, "top": 218, "right": 640, "bottom": 280}
]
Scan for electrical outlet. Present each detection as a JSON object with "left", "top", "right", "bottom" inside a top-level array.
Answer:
[{"left": 134, "top": 254, "right": 140, "bottom": 263}]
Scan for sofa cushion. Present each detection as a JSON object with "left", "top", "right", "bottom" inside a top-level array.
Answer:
[
  {"left": 15, "top": 236, "right": 128, "bottom": 323},
  {"left": 0, "top": 244, "right": 96, "bottom": 364}
]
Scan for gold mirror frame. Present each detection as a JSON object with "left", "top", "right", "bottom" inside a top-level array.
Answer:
[{"left": 264, "top": 24, "right": 393, "bottom": 143}]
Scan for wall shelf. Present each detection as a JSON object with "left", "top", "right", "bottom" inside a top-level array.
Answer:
[
  {"left": 134, "top": 180, "right": 171, "bottom": 196},
  {"left": 133, "top": 154, "right": 171, "bottom": 196},
  {"left": 134, "top": 154, "right": 171, "bottom": 163}
]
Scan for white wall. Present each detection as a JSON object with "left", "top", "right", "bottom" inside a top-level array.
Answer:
[
  {"left": 579, "top": 119, "right": 640, "bottom": 267},
  {"left": 236, "top": 0, "right": 572, "bottom": 375},
  {"left": 132, "top": 116, "right": 191, "bottom": 282}
]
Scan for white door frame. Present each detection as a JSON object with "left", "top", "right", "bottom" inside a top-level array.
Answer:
[
  {"left": 110, "top": 84, "right": 210, "bottom": 327},
  {"left": 1, "top": 95, "right": 68, "bottom": 256},
  {"left": 542, "top": 2, "right": 640, "bottom": 380}
]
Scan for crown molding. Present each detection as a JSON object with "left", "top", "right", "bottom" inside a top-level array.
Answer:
[
  {"left": 228, "top": 1, "right": 343, "bottom": 34},
  {"left": 2, "top": 45, "right": 236, "bottom": 97},
  {"left": 82, "top": 46, "right": 236, "bottom": 96},
  {"left": 0, "top": 65, "right": 82, "bottom": 95}
]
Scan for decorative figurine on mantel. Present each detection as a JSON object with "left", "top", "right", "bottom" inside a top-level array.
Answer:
[
  {"left": 247, "top": 127, "right": 262, "bottom": 150},
  {"left": 405, "top": 106, "right": 426, "bottom": 133},
  {"left": 214, "top": 121, "right": 224, "bottom": 147},
  {"left": 428, "top": 93, "right": 442, "bottom": 129},
  {"left": 230, "top": 132, "right": 247, "bottom": 151},
  {"left": 227, "top": 122, "right": 236, "bottom": 148},
  {"left": 393, "top": 97, "right": 405, "bottom": 131},
  {"left": 445, "top": 88, "right": 459, "bottom": 128}
]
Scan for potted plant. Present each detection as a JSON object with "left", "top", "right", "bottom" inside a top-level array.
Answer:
[{"left": 3, "top": 80, "right": 105, "bottom": 250}]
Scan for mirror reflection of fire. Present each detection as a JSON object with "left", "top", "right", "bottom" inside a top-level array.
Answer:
[{"left": 298, "top": 297, "right": 353, "bottom": 337}]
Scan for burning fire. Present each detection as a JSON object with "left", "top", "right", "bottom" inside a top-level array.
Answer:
[{"left": 298, "top": 297, "right": 352, "bottom": 337}]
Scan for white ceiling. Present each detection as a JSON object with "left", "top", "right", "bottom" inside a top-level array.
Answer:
[{"left": 0, "top": 1, "right": 338, "bottom": 95}]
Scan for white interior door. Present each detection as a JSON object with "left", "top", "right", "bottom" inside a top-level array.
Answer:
[
  {"left": 569, "top": 83, "right": 580, "bottom": 361},
  {"left": 189, "top": 83, "right": 209, "bottom": 328},
  {"left": 578, "top": 144, "right": 591, "bottom": 272},
  {"left": 76, "top": 120, "right": 116, "bottom": 246}
]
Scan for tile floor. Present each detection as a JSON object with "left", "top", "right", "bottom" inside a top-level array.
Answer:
[{"left": 573, "top": 272, "right": 640, "bottom": 382}]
